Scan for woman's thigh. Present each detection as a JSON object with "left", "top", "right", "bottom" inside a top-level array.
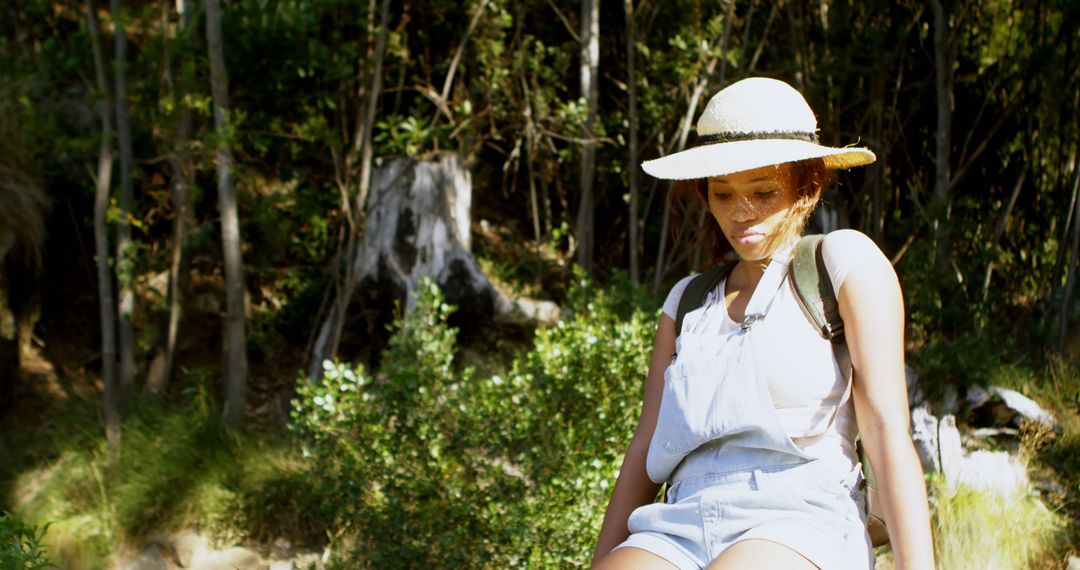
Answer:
[
  {"left": 593, "top": 546, "right": 682, "bottom": 570},
  {"left": 705, "top": 539, "right": 819, "bottom": 570}
]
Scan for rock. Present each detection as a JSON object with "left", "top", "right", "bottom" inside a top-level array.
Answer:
[
  {"left": 937, "top": 384, "right": 960, "bottom": 417},
  {"left": 494, "top": 295, "right": 561, "bottom": 326},
  {"left": 171, "top": 531, "right": 208, "bottom": 568},
  {"left": 948, "top": 449, "right": 1029, "bottom": 496},
  {"left": 1067, "top": 555, "right": 1080, "bottom": 570},
  {"left": 190, "top": 546, "right": 262, "bottom": 570},
  {"left": 989, "top": 386, "right": 1057, "bottom": 429},
  {"left": 968, "top": 427, "right": 1019, "bottom": 439},
  {"left": 967, "top": 385, "right": 1057, "bottom": 430},
  {"left": 910, "top": 404, "right": 940, "bottom": 474},
  {"left": 906, "top": 365, "right": 924, "bottom": 407},
  {"left": 965, "top": 384, "right": 991, "bottom": 408},
  {"left": 936, "top": 414, "right": 1029, "bottom": 496},
  {"left": 118, "top": 545, "right": 169, "bottom": 570},
  {"left": 938, "top": 414, "right": 964, "bottom": 483}
]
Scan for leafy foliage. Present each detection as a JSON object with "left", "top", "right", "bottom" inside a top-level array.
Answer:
[
  {"left": 292, "top": 277, "right": 655, "bottom": 567},
  {"left": 0, "top": 511, "right": 56, "bottom": 570}
]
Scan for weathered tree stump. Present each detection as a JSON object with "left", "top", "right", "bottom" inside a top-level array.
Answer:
[
  {"left": 308, "top": 153, "right": 559, "bottom": 378},
  {"left": 0, "top": 167, "right": 48, "bottom": 411}
]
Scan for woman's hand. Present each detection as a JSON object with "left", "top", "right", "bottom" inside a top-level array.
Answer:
[{"left": 840, "top": 253, "right": 936, "bottom": 569}]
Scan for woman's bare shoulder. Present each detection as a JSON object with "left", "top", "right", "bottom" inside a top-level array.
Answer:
[{"left": 820, "top": 229, "right": 892, "bottom": 300}]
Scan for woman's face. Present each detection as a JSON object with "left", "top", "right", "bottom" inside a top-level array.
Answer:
[{"left": 707, "top": 165, "right": 799, "bottom": 262}]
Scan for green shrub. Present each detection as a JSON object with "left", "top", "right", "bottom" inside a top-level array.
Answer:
[
  {"left": 292, "top": 275, "right": 657, "bottom": 567},
  {"left": 0, "top": 511, "right": 56, "bottom": 569}
]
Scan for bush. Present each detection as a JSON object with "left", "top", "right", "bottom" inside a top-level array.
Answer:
[
  {"left": 0, "top": 511, "right": 56, "bottom": 569},
  {"left": 292, "top": 275, "right": 657, "bottom": 567}
]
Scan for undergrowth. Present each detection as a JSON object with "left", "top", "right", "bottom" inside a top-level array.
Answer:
[
  {"left": 2, "top": 272, "right": 1075, "bottom": 568},
  {"left": 930, "top": 476, "right": 1067, "bottom": 570},
  {"left": 3, "top": 374, "right": 318, "bottom": 569}
]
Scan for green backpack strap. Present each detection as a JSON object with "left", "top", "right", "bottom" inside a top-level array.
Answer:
[
  {"left": 790, "top": 234, "right": 845, "bottom": 343},
  {"left": 793, "top": 234, "right": 888, "bottom": 546},
  {"left": 673, "top": 263, "right": 736, "bottom": 337},
  {"left": 790, "top": 234, "right": 851, "bottom": 409}
]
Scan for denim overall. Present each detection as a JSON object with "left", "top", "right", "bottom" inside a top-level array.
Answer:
[{"left": 620, "top": 254, "right": 873, "bottom": 569}]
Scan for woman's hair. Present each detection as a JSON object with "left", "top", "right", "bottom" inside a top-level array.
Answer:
[{"left": 669, "top": 158, "right": 833, "bottom": 269}]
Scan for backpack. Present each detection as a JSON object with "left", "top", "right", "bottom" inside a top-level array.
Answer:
[{"left": 673, "top": 234, "right": 888, "bottom": 547}]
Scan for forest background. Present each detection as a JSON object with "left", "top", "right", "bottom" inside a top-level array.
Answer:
[{"left": 1, "top": 0, "right": 1079, "bottom": 568}]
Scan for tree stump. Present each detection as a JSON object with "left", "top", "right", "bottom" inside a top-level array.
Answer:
[
  {"left": 0, "top": 170, "right": 48, "bottom": 412},
  {"left": 308, "top": 153, "right": 559, "bottom": 378}
]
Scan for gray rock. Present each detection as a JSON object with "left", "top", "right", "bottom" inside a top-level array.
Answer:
[
  {"left": 989, "top": 386, "right": 1057, "bottom": 429},
  {"left": 910, "top": 404, "right": 940, "bottom": 474},
  {"left": 949, "top": 449, "right": 1028, "bottom": 496},
  {"left": 965, "top": 384, "right": 991, "bottom": 408},
  {"left": 938, "top": 414, "right": 964, "bottom": 483},
  {"left": 938, "top": 384, "right": 960, "bottom": 417},
  {"left": 171, "top": 531, "right": 207, "bottom": 568},
  {"left": 190, "top": 546, "right": 262, "bottom": 570},
  {"left": 936, "top": 414, "right": 1029, "bottom": 496},
  {"left": 118, "top": 545, "right": 169, "bottom": 570},
  {"left": 1067, "top": 555, "right": 1080, "bottom": 570},
  {"left": 906, "top": 365, "right": 924, "bottom": 407}
]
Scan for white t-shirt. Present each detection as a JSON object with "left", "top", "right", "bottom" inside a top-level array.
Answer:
[{"left": 660, "top": 229, "right": 886, "bottom": 474}]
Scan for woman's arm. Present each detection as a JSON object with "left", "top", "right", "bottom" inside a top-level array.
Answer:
[
  {"left": 839, "top": 253, "right": 935, "bottom": 569},
  {"left": 590, "top": 312, "right": 676, "bottom": 565}
]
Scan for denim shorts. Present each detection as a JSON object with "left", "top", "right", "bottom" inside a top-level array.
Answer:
[{"left": 615, "top": 460, "right": 873, "bottom": 569}]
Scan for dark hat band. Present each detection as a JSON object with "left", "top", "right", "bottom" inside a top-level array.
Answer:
[{"left": 696, "top": 130, "right": 819, "bottom": 146}]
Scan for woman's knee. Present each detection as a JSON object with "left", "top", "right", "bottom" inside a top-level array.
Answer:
[
  {"left": 705, "top": 539, "right": 819, "bottom": 570},
  {"left": 592, "top": 546, "right": 682, "bottom": 570}
]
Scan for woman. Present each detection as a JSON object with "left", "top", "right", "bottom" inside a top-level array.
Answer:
[{"left": 591, "top": 78, "right": 935, "bottom": 569}]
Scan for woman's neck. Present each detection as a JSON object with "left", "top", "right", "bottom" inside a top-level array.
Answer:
[{"left": 732, "top": 257, "right": 769, "bottom": 289}]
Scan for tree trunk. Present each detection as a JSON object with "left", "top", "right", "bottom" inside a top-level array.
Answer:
[
  {"left": 930, "top": 0, "right": 954, "bottom": 279},
  {"left": 147, "top": 0, "right": 196, "bottom": 400},
  {"left": 311, "top": 0, "right": 391, "bottom": 376},
  {"left": 575, "top": 0, "right": 599, "bottom": 275},
  {"left": 1060, "top": 159, "right": 1080, "bottom": 354},
  {"left": 205, "top": 0, "right": 248, "bottom": 430},
  {"left": 111, "top": 0, "right": 137, "bottom": 403},
  {"left": 625, "top": 0, "right": 640, "bottom": 285},
  {"left": 308, "top": 155, "right": 559, "bottom": 379},
  {"left": 981, "top": 170, "right": 1026, "bottom": 299},
  {"left": 652, "top": 11, "right": 732, "bottom": 293},
  {"left": 87, "top": 0, "right": 120, "bottom": 455}
]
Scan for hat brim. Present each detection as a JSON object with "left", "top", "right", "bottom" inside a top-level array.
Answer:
[{"left": 641, "top": 139, "right": 876, "bottom": 180}]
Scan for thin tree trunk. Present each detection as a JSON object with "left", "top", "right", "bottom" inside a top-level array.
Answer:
[
  {"left": 1060, "top": 163, "right": 1080, "bottom": 354},
  {"left": 111, "top": 0, "right": 137, "bottom": 402},
  {"left": 575, "top": 0, "right": 599, "bottom": 275},
  {"left": 87, "top": 0, "right": 120, "bottom": 456},
  {"left": 523, "top": 73, "right": 542, "bottom": 242},
  {"left": 652, "top": 7, "right": 733, "bottom": 293},
  {"left": 930, "top": 0, "right": 953, "bottom": 279},
  {"left": 308, "top": 0, "right": 390, "bottom": 378},
  {"left": 626, "top": 0, "right": 640, "bottom": 285},
  {"left": 980, "top": 170, "right": 1026, "bottom": 299},
  {"left": 149, "top": 0, "right": 196, "bottom": 399},
  {"left": 205, "top": 0, "right": 248, "bottom": 429},
  {"left": 689, "top": 0, "right": 735, "bottom": 272},
  {"left": 869, "top": 72, "right": 886, "bottom": 242},
  {"left": 353, "top": 0, "right": 390, "bottom": 226}
]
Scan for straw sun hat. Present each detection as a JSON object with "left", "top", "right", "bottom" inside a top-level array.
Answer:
[{"left": 641, "top": 77, "right": 875, "bottom": 180}]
